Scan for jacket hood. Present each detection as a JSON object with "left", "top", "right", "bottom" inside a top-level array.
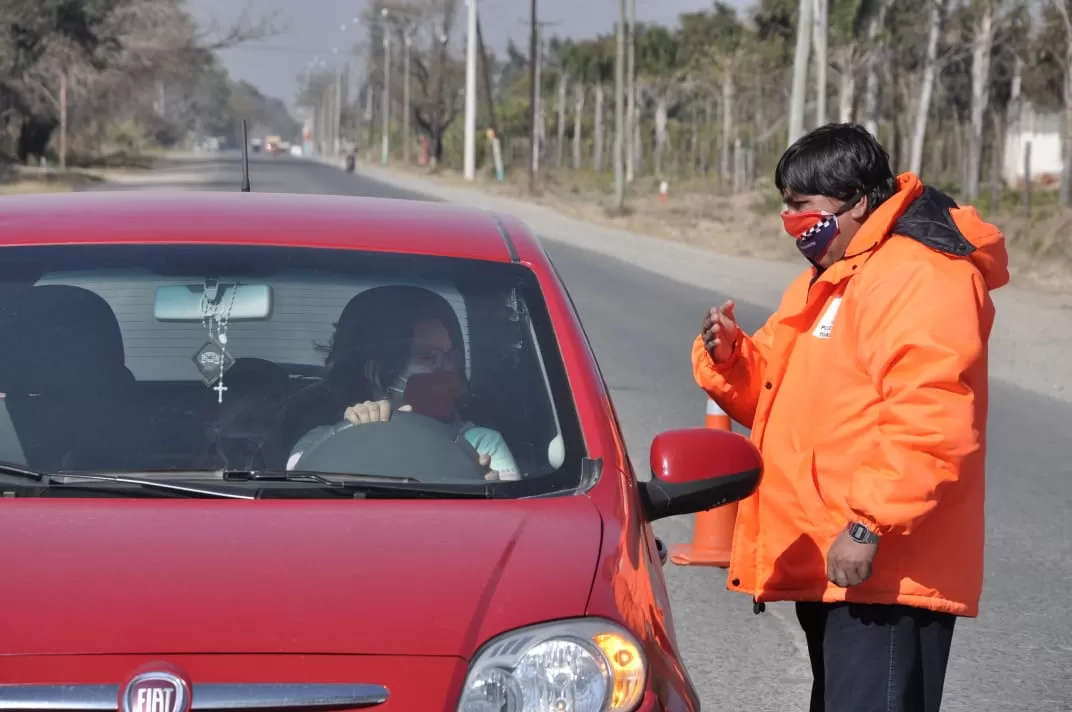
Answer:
[
  {"left": 0, "top": 497, "right": 603, "bottom": 658},
  {"left": 888, "top": 173, "right": 1010, "bottom": 291}
]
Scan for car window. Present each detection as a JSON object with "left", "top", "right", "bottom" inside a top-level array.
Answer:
[
  {"left": 0, "top": 245, "right": 584, "bottom": 495},
  {"left": 34, "top": 270, "right": 473, "bottom": 382}
]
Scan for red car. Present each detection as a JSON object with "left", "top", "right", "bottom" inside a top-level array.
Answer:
[{"left": 0, "top": 191, "right": 761, "bottom": 712}]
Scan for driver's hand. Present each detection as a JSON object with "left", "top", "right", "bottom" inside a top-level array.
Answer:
[
  {"left": 479, "top": 454, "right": 500, "bottom": 481},
  {"left": 480, "top": 453, "right": 521, "bottom": 482},
  {"left": 343, "top": 399, "right": 412, "bottom": 425}
]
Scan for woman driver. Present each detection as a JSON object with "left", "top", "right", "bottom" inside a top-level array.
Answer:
[{"left": 284, "top": 285, "right": 520, "bottom": 480}]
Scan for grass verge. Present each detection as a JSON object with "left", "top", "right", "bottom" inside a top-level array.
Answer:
[{"left": 0, "top": 169, "right": 106, "bottom": 195}]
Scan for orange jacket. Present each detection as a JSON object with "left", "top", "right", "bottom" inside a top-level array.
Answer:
[{"left": 692, "top": 173, "right": 1008, "bottom": 617}]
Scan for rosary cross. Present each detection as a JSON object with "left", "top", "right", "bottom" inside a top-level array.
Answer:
[{"left": 213, "top": 379, "right": 228, "bottom": 404}]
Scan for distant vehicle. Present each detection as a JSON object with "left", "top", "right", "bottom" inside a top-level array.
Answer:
[
  {"left": 264, "top": 136, "right": 282, "bottom": 155},
  {"left": 290, "top": 145, "right": 303, "bottom": 157},
  {"left": 251, "top": 138, "right": 262, "bottom": 154}
]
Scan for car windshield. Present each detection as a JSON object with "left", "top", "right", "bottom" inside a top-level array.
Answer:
[{"left": 0, "top": 244, "right": 585, "bottom": 497}]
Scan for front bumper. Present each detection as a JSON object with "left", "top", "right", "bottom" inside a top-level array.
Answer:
[
  {"left": 0, "top": 655, "right": 690, "bottom": 712},
  {"left": 0, "top": 654, "right": 465, "bottom": 712}
]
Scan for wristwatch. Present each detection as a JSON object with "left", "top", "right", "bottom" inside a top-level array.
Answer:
[{"left": 847, "top": 521, "right": 880, "bottom": 545}]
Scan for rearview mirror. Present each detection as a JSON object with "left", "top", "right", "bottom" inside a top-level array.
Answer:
[
  {"left": 154, "top": 281, "right": 273, "bottom": 322},
  {"left": 638, "top": 428, "right": 762, "bottom": 522}
]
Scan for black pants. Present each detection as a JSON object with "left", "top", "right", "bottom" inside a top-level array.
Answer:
[{"left": 795, "top": 601, "right": 957, "bottom": 712}]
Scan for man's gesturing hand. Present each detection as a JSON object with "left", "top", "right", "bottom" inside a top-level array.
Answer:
[{"left": 701, "top": 300, "right": 739, "bottom": 364}]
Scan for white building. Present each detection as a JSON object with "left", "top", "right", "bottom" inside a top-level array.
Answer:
[{"left": 1003, "top": 104, "right": 1063, "bottom": 188}]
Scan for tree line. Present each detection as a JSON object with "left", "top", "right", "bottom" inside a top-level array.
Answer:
[
  {"left": 303, "top": 0, "right": 1067, "bottom": 211},
  {"left": 0, "top": 0, "right": 294, "bottom": 170}
]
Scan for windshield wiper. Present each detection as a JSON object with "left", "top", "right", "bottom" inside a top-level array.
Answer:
[
  {"left": 0, "top": 461, "right": 50, "bottom": 482},
  {"left": 50, "top": 473, "right": 253, "bottom": 499},
  {"left": 0, "top": 464, "right": 491, "bottom": 499},
  {"left": 224, "top": 469, "right": 419, "bottom": 485},
  {"left": 0, "top": 462, "right": 247, "bottom": 498},
  {"left": 222, "top": 470, "right": 494, "bottom": 499}
]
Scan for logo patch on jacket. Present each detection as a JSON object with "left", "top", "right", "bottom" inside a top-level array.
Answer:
[{"left": 812, "top": 297, "right": 842, "bottom": 339}]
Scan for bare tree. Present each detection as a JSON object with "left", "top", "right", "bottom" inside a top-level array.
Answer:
[
  {"left": 965, "top": 0, "right": 996, "bottom": 200},
  {"left": 1, "top": 0, "right": 279, "bottom": 164},
  {"left": 1051, "top": 0, "right": 1072, "bottom": 206},
  {"left": 789, "top": 0, "right": 815, "bottom": 144},
  {"left": 908, "top": 0, "right": 951, "bottom": 174}
]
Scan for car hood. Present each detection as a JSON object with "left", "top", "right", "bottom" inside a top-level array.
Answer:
[{"left": 0, "top": 496, "right": 603, "bottom": 657}]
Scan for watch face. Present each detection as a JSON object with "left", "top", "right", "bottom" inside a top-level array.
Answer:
[{"left": 850, "top": 523, "right": 869, "bottom": 542}]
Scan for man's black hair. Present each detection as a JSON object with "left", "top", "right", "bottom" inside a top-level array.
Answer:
[{"left": 774, "top": 123, "right": 898, "bottom": 214}]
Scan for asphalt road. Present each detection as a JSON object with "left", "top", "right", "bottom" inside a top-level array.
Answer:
[{"left": 86, "top": 153, "right": 1072, "bottom": 711}]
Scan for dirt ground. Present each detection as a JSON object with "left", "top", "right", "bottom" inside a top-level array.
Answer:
[
  {"left": 0, "top": 167, "right": 122, "bottom": 195},
  {"left": 383, "top": 160, "right": 1072, "bottom": 294}
]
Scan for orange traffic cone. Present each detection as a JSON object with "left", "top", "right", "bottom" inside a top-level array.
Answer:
[{"left": 669, "top": 398, "right": 738, "bottom": 568}]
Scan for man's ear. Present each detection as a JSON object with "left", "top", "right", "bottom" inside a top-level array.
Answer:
[{"left": 850, "top": 195, "right": 870, "bottom": 222}]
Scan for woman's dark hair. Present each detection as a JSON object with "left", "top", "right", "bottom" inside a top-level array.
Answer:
[
  {"left": 774, "top": 123, "right": 897, "bottom": 214},
  {"left": 319, "top": 285, "right": 465, "bottom": 391}
]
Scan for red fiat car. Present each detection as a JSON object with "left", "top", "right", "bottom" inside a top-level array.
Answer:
[{"left": 0, "top": 191, "right": 761, "bottom": 712}]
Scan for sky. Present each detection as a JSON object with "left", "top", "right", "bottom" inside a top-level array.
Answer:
[{"left": 188, "top": 0, "right": 724, "bottom": 106}]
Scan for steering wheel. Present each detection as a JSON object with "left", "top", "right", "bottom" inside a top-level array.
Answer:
[{"left": 291, "top": 410, "right": 487, "bottom": 482}]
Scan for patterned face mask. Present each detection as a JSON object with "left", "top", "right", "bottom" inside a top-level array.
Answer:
[
  {"left": 781, "top": 191, "right": 866, "bottom": 266},
  {"left": 782, "top": 210, "right": 841, "bottom": 265}
]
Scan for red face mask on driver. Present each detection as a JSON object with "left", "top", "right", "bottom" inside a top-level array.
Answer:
[{"left": 392, "top": 369, "right": 464, "bottom": 421}]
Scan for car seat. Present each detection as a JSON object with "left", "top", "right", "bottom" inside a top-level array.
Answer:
[
  {"left": 0, "top": 285, "right": 136, "bottom": 471},
  {"left": 202, "top": 357, "right": 290, "bottom": 470}
]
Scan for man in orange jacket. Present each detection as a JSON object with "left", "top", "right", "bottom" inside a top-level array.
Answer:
[{"left": 693, "top": 124, "right": 1009, "bottom": 712}]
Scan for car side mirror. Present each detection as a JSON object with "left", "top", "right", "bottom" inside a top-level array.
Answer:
[{"left": 638, "top": 428, "right": 762, "bottom": 522}]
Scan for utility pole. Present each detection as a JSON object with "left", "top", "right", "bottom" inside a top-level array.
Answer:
[
  {"left": 528, "top": 0, "right": 538, "bottom": 192},
  {"left": 477, "top": 17, "right": 503, "bottom": 181},
  {"left": 381, "top": 7, "right": 391, "bottom": 165},
  {"left": 614, "top": 0, "right": 625, "bottom": 210},
  {"left": 59, "top": 71, "right": 68, "bottom": 170},
  {"left": 322, "top": 73, "right": 330, "bottom": 154},
  {"left": 812, "top": 0, "right": 828, "bottom": 127},
  {"left": 788, "top": 0, "right": 814, "bottom": 146},
  {"left": 463, "top": 0, "right": 478, "bottom": 180},
  {"left": 365, "top": 69, "right": 375, "bottom": 152},
  {"left": 335, "top": 63, "right": 344, "bottom": 154},
  {"left": 403, "top": 31, "right": 412, "bottom": 163},
  {"left": 476, "top": 17, "right": 499, "bottom": 133},
  {"left": 533, "top": 25, "right": 547, "bottom": 173},
  {"left": 522, "top": 12, "right": 558, "bottom": 190},
  {"left": 625, "top": 0, "right": 635, "bottom": 183},
  {"left": 314, "top": 80, "right": 322, "bottom": 154}
]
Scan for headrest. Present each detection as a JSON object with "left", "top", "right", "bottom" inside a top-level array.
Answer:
[
  {"left": 0, "top": 285, "right": 133, "bottom": 393},
  {"left": 223, "top": 358, "right": 289, "bottom": 398}
]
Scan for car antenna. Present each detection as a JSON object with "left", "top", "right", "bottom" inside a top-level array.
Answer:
[{"left": 240, "top": 119, "right": 251, "bottom": 192}]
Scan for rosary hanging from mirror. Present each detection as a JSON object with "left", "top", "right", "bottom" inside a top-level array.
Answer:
[{"left": 192, "top": 279, "right": 237, "bottom": 404}]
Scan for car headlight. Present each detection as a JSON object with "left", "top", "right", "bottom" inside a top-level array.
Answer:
[{"left": 457, "top": 618, "right": 646, "bottom": 712}]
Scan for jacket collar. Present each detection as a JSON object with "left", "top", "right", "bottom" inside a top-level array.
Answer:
[{"left": 814, "top": 173, "right": 924, "bottom": 286}]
